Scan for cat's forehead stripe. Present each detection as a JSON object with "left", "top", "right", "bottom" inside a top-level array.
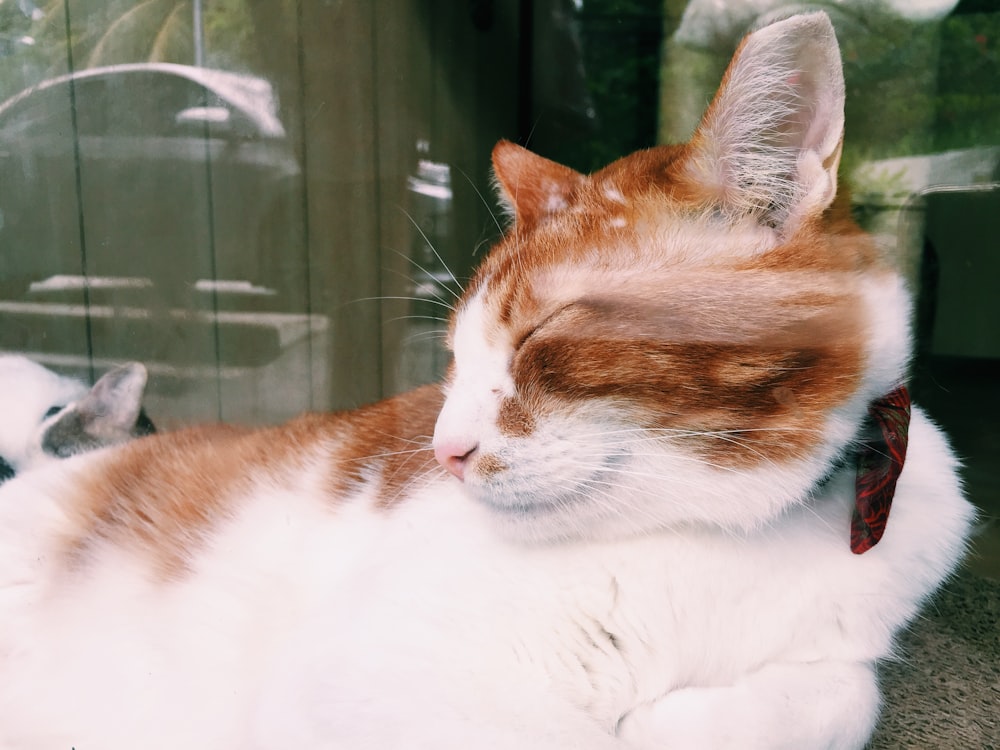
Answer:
[{"left": 509, "top": 298, "right": 863, "bottom": 467}]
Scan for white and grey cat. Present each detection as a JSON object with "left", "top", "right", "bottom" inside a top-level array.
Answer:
[
  {"left": 0, "top": 13, "right": 973, "bottom": 750},
  {"left": 0, "top": 355, "right": 154, "bottom": 483}
]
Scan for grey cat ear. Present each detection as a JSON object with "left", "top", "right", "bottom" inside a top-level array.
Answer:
[
  {"left": 42, "top": 363, "right": 151, "bottom": 458},
  {"left": 685, "top": 12, "right": 845, "bottom": 233},
  {"left": 492, "top": 140, "right": 586, "bottom": 230},
  {"left": 77, "top": 362, "right": 149, "bottom": 439}
]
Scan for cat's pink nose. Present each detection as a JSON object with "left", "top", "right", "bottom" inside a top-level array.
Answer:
[{"left": 433, "top": 439, "right": 478, "bottom": 480}]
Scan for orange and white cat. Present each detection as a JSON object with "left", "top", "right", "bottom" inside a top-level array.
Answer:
[{"left": 0, "top": 13, "right": 973, "bottom": 750}]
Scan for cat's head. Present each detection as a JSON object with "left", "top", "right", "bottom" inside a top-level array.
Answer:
[
  {"left": 432, "top": 12, "right": 911, "bottom": 542},
  {"left": 0, "top": 356, "right": 156, "bottom": 482}
]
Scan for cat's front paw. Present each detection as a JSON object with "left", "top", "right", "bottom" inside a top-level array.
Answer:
[
  {"left": 617, "top": 687, "right": 725, "bottom": 749},
  {"left": 617, "top": 661, "right": 878, "bottom": 750}
]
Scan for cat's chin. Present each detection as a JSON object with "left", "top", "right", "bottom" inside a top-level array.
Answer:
[
  {"left": 457, "top": 451, "right": 639, "bottom": 542},
  {"left": 456, "top": 435, "right": 855, "bottom": 545},
  {"left": 461, "top": 480, "right": 600, "bottom": 543},
  {"left": 456, "top": 487, "right": 619, "bottom": 545}
]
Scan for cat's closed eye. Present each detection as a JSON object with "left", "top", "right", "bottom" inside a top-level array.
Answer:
[{"left": 514, "top": 304, "right": 581, "bottom": 351}]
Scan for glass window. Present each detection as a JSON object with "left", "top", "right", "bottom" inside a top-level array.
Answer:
[
  {"left": 0, "top": 1, "right": 995, "bottom": 584},
  {"left": 0, "top": 3, "right": 996, "bottom": 744}
]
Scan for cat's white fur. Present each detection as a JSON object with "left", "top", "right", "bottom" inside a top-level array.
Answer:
[
  {"left": 0, "top": 13, "right": 975, "bottom": 750},
  {"left": 0, "top": 355, "right": 88, "bottom": 474}
]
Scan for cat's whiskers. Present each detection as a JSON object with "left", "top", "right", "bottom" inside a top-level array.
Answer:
[
  {"left": 578, "top": 457, "right": 746, "bottom": 482},
  {"left": 566, "top": 442, "right": 751, "bottom": 477},
  {"left": 338, "top": 429, "right": 434, "bottom": 464},
  {"left": 591, "top": 427, "right": 817, "bottom": 470},
  {"left": 382, "top": 262, "right": 459, "bottom": 312},
  {"left": 345, "top": 262, "right": 455, "bottom": 314},
  {"left": 573, "top": 474, "right": 757, "bottom": 542},
  {"left": 575, "top": 477, "right": 758, "bottom": 539},
  {"left": 384, "top": 460, "right": 444, "bottom": 505},
  {"left": 580, "top": 449, "right": 846, "bottom": 539},
  {"left": 386, "top": 456, "right": 441, "bottom": 496},
  {"left": 471, "top": 235, "right": 496, "bottom": 258},
  {"left": 525, "top": 475, "right": 652, "bottom": 538},
  {"left": 570, "top": 465, "right": 765, "bottom": 518},
  {"left": 783, "top": 499, "right": 840, "bottom": 536},
  {"left": 340, "top": 447, "right": 432, "bottom": 463},
  {"left": 578, "top": 425, "right": 824, "bottom": 444},
  {"left": 403, "top": 329, "right": 450, "bottom": 346},
  {"left": 454, "top": 163, "right": 506, "bottom": 238},
  {"left": 563, "top": 453, "right": 817, "bottom": 536},
  {"left": 573, "top": 476, "right": 682, "bottom": 529},
  {"left": 561, "top": 427, "right": 823, "bottom": 468},
  {"left": 399, "top": 208, "right": 464, "bottom": 299},
  {"left": 385, "top": 314, "right": 450, "bottom": 326},
  {"left": 359, "top": 295, "right": 455, "bottom": 313},
  {"left": 554, "top": 454, "right": 740, "bottom": 511}
]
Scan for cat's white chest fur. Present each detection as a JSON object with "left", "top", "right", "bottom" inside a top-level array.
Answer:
[
  {"left": 254, "top": 409, "right": 968, "bottom": 750},
  {"left": 263, "top": 411, "right": 969, "bottom": 750}
]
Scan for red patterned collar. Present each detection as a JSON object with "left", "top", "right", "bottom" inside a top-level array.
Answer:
[{"left": 850, "top": 385, "right": 911, "bottom": 554}]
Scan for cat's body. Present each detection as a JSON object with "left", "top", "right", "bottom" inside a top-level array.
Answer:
[
  {"left": 0, "top": 393, "right": 969, "bottom": 749},
  {"left": 0, "top": 13, "right": 974, "bottom": 750}
]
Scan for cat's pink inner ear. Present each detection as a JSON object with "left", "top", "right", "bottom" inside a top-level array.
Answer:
[
  {"left": 685, "top": 12, "right": 845, "bottom": 233},
  {"left": 491, "top": 140, "right": 585, "bottom": 230}
]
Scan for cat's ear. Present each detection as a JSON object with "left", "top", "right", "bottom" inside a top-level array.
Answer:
[
  {"left": 492, "top": 140, "right": 586, "bottom": 230},
  {"left": 42, "top": 363, "right": 151, "bottom": 456},
  {"left": 686, "top": 12, "right": 845, "bottom": 234},
  {"left": 76, "top": 363, "right": 150, "bottom": 438}
]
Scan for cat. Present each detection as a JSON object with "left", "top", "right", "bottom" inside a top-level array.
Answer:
[
  {"left": 0, "top": 12, "right": 974, "bottom": 750},
  {"left": 0, "top": 355, "right": 155, "bottom": 483}
]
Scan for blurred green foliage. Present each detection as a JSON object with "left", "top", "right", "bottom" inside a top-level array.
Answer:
[
  {"left": 546, "top": 1, "right": 999, "bottom": 175},
  {"left": 933, "top": 11, "right": 1000, "bottom": 152},
  {"left": 839, "top": 9, "right": 1000, "bottom": 176},
  {"left": 544, "top": 0, "right": 664, "bottom": 172}
]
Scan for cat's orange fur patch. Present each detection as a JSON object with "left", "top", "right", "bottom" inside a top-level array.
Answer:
[
  {"left": 475, "top": 453, "right": 508, "bottom": 477},
  {"left": 497, "top": 396, "right": 536, "bottom": 438},
  {"left": 61, "top": 385, "right": 445, "bottom": 578},
  {"left": 334, "top": 385, "right": 445, "bottom": 508}
]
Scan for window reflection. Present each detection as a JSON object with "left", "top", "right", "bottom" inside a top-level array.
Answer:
[
  {"left": 0, "top": 0, "right": 995, "bottom": 449},
  {"left": 397, "top": 144, "right": 457, "bottom": 390}
]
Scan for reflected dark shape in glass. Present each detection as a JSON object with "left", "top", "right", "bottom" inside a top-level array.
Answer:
[
  {"left": 0, "top": 62, "right": 323, "bottom": 423},
  {"left": 0, "top": 63, "right": 301, "bottom": 316}
]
